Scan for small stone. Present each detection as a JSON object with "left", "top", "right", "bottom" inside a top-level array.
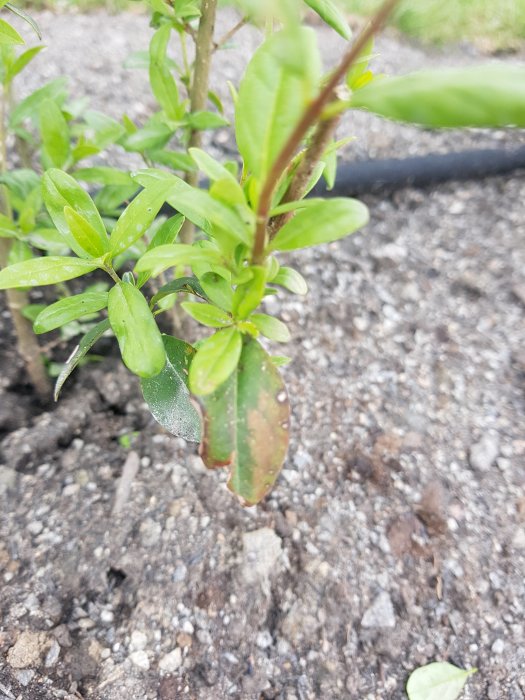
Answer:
[
  {"left": 469, "top": 434, "right": 500, "bottom": 472},
  {"left": 159, "top": 647, "right": 182, "bottom": 672},
  {"left": 14, "top": 668, "right": 35, "bottom": 686},
  {"left": 353, "top": 316, "right": 369, "bottom": 332},
  {"left": 27, "top": 521, "right": 43, "bottom": 536},
  {"left": 361, "top": 592, "right": 396, "bottom": 629},
  {"left": 7, "top": 631, "right": 49, "bottom": 669},
  {"left": 372, "top": 243, "right": 407, "bottom": 266},
  {"left": 172, "top": 563, "right": 187, "bottom": 582},
  {"left": 139, "top": 518, "right": 162, "bottom": 547},
  {"left": 130, "top": 630, "right": 148, "bottom": 651},
  {"left": 242, "top": 528, "right": 283, "bottom": 586},
  {"left": 45, "top": 639, "right": 60, "bottom": 667},
  {"left": 488, "top": 684, "right": 500, "bottom": 700},
  {"left": 100, "top": 610, "right": 114, "bottom": 624},
  {"left": 176, "top": 633, "right": 192, "bottom": 648},
  {"left": 0, "top": 466, "right": 17, "bottom": 494},
  {"left": 491, "top": 638, "right": 505, "bottom": 655},
  {"left": 512, "top": 528, "right": 525, "bottom": 549},
  {"left": 256, "top": 630, "right": 273, "bottom": 649},
  {"left": 129, "top": 650, "right": 150, "bottom": 670},
  {"left": 181, "top": 621, "right": 194, "bottom": 635}
]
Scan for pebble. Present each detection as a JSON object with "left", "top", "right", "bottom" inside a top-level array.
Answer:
[
  {"left": 27, "top": 521, "right": 43, "bottom": 536},
  {"left": 512, "top": 528, "right": 525, "bottom": 549},
  {"left": 139, "top": 518, "right": 162, "bottom": 547},
  {"left": 469, "top": 434, "right": 500, "bottom": 472},
  {"left": 256, "top": 630, "right": 273, "bottom": 649},
  {"left": 130, "top": 630, "right": 148, "bottom": 651},
  {"left": 129, "top": 650, "right": 150, "bottom": 670},
  {"left": 7, "top": 631, "right": 49, "bottom": 669},
  {"left": 491, "top": 638, "right": 505, "bottom": 654},
  {"left": 44, "top": 639, "right": 61, "bottom": 667},
  {"left": 361, "top": 592, "right": 396, "bottom": 629},
  {"left": 159, "top": 647, "right": 182, "bottom": 672},
  {"left": 242, "top": 528, "right": 283, "bottom": 586}
]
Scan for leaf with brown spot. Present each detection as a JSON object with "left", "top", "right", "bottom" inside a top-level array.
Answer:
[{"left": 199, "top": 337, "right": 290, "bottom": 505}]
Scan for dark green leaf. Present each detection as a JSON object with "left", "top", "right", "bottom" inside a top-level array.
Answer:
[
  {"left": 33, "top": 291, "right": 108, "bottom": 334},
  {"left": 199, "top": 337, "right": 290, "bottom": 505},
  {"left": 150, "top": 276, "right": 206, "bottom": 307},
  {"left": 0, "top": 256, "right": 99, "bottom": 289},
  {"left": 108, "top": 281, "right": 166, "bottom": 378},
  {"left": 350, "top": 64, "right": 525, "bottom": 128},
  {"left": 54, "top": 318, "right": 111, "bottom": 400},
  {"left": 141, "top": 335, "right": 201, "bottom": 442},
  {"left": 269, "top": 198, "right": 369, "bottom": 251},
  {"left": 189, "top": 326, "right": 242, "bottom": 396}
]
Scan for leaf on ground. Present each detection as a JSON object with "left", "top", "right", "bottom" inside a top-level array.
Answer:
[{"left": 406, "top": 662, "right": 477, "bottom": 700}]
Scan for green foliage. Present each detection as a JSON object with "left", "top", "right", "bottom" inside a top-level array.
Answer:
[
  {"left": 1, "top": 0, "right": 524, "bottom": 506},
  {"left": 406, "top": 662, "right": 477, "bottom": 700}
]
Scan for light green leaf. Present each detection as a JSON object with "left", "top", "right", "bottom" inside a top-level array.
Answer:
[
  {"left": 149, "top": 25, "right": 180, "bottom": 120},
  {"left": 6, "top": 45, "right": 43, "bottom": 83},
  {"left": 83, "top": 109, "right": 126, "bottom": 149},
  {"left": 181, "top": 301, "right": 232, "bottom": 328},
  {"left": 199, "top": 337, "right": 290, "bottom": 505},
  {"left": 0, "top": 17, "right": 23, "bottom": 45},
  {"left": 350, "top": 64, "right": 525, "bottom": 128},
  {"left": 273, "top": 266, "right": 308, "bottom": 295},
  {"left": 141, "top": 335, "right": 201, "bottom": 442},
  {"left": 33, "top": 291, "right": 108, "bottom": 334},
  {"left": 188, "top": 147, "right": 238, "bottom": 184},
  {"left": 73, "top": 167, "right": 135, "bottom": 187},
  {"left": 406, "top": 662, "right": 477, "bottom": 700},
  {"left": 269, "top": 198, "right": 369, "bottom": 251},
  {"left": 187, "top": 110, "right": 229, "bottom": 130},
  {"left": 135, "top": 243, "right": 223, "bottom": 277},
  {"left": 232, "top": 265, "right": 267, "bottom": 319},
  {"left": 304, "top": 0, "right": 352, "bottom": 40},
  {"left": 251, "top": 313, "right": 291, "bottom": 342},
  {"left": 39, "top": 99, "right": 70, "bottom": 169},
  {"left": 63, "top": 206, "right": 109, "bottom": 258},
  {"left": 199, "top": 271, "right": 233, "bottom": 311},
  {"left": 108, "top": 281, "right": 166, "bottom": 378},
  {"left": 4, "top": 4, "right": 41, "bottom": 39},
  {"left": 0, "top": 256, "right": 99, "bottom": 289},
  {"left": 189, "top": 326, "right": 242, "bottom": 396},
  {"left": 42, "top": 169, "right": 108, "bottom": 259},
  {"left": 122, "top": 123, "right": 173, "bottom": 152},
  {"left": 10, "top": 78, "right": 67, "bottom": 128},
  {"left": 109, "top": 179, "right": 174, "bottom": 255},
  {"left": 235, "top": 27, "right": 321, "bottom": 180},
  {"left": 54, "top": 318, "right": 111, "bottom": 400}
]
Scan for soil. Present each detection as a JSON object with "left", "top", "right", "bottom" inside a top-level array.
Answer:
[{"left": 1, "top": 8, "right": 525, "bottom": 700}]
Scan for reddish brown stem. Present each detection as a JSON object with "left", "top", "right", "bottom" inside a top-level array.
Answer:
[{"left": 251, "top": 0, "right": 400, "bottom": 263}]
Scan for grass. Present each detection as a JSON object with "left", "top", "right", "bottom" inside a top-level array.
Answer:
[{"left": 341, "top": 0, "right": 525, "bottom": 49}]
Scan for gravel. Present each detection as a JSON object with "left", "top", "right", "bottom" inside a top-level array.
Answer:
[{"left": 1, "top": 8, "right": 524, "bottom": 700}]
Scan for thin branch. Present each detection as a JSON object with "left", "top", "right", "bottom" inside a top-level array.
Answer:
[
  {"left": 213, "top": 16, "right": 247, "bottom": 52},
  {"left": 251, "top": 0, "right": 400, "bottom": 263}
]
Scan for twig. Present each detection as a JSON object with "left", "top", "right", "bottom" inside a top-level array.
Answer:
[
  {"left": 251, "top": 0, "right": 400, "bottom": 263},
  {"left": 213, "top": 16, "right": 247, "bottom": 52}
]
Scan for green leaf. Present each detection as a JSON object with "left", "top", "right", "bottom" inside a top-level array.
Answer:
[
  {"left": 199, "top": 337, "right": 290, "bottom": 505},
  {"left": 122, "top": 123, "right": 173, "bottom": 152},
  {"left": 350, "top": 64, "right": 525, "bottom": 128},
  {"left": 251, "top": 313, "right": 290, "bottom": 342},
  {"left": 136, "top": 243, "right": 223, "bottom": 277},
  {"left": 0, "top": 256, "right": 99, "bottom": 289},
  {"left": 147, "top": 213, "right": 184, "bottom": 250},
  {"left": 73, "top": 167, "right": 135, "bottom": 187},
  {"left": 141, "top": 335, "right": 201, "bottom": 442},
  {"left": 199, "top": 271, "right": 233, "bottom": 312},
  {"left": 27, "top": 228, "right": 69, "bottom": 255},
  {"left": 7, "top": 239, "right": 31, "bottom": 265},
  {"left": 187, "top": 110, "right": 229, "bottom": 130},
  {"left": 83, "top": 110, "right": 126, "bottom": 149},
  {"left": 189, "top": 326, "right": 242, "bottom": 396},
  {"left": 109, "top": 179, "right": 173, "bottom": 255},
  {"left": 232, "top": 265, "right": 267, "bottom": 319},
  {"left": 406, "top": 663, "right": 477, "bottom": 700},
  {"left": 235, "top": 27, "right": 321, "bottom": 181},
  {"left": 108, "top": 281, "right": 166, "bottom": 378},
  {"left": 4, "top": 4, "right": 41, "bottom": 39},
  {"left": 304, "top": 0, "right": 352, "bottom": 40},
  {"left": 188, "top": 147, "right": 238, "bottom": 184},
  {"left": 6, "top": 45, "right": 43, "bottom": 83},
  {"left": 63, "top": 206, "right": 109, "bottom": 258},
  {"left": 273, "top": 266, "right": 308, "bottom": 295},
  {"left": 269, "top": 198, "right": 369, "bottom": 251},
  {"left": 54, "top": 318, "right": 111, "bottom": 400},
  {"left": 149, "top": 25, "right": 180, "bottom": 120},
  {"left": 0, "top": 168, "right": 40, "bottom": 200},
  {"left": 42, "top": 169, "right": 108, "bottom": 259},
  {"left": 181, "top": 301, "right": 232, "bottom": 328},
  {"left": 33, "top": 291, "right": 108, "bottom": 334},
  {"left": 0, "top": 17, "right": 23, "bottom": 45},
  {"left": 39, "top": 99, "right": 70, "bottom": 169},
  {"left": 150, "top": 276, "right": 206, "bottom": 307},
  {"left": 10, "top": 78, "right": 67, "bottom": 128}
]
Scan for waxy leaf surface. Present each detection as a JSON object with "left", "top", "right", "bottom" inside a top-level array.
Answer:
[
  {"left": 34, "top": 291, "right": 108, "bottom": 333},
  {"left": 0, "top": 256, "right": 99, "bottom": 289}
]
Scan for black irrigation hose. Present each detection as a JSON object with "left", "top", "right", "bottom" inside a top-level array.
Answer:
[{"left": 312, "top": 145, "right": 525, "bottom": 197}]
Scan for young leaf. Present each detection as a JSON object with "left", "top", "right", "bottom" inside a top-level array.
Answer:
[
  {"left": 235, "top": 27, "right": 321, "bottom": 180},
  {"left": 350, "top": 64, "right": 525, "bottom": 128},
  {"left": 33, "top": 291, "right": 108, "bottom": 334},
  {"left": 269, "top": 198, "right": 369, "bottom": 251},
  {"left": 186, "top": 110, "right": 229, "bottom": 130},
  {"left": 108, "top": 281, "right": 166, "bottom": 378},
  {"left": 149, "top": 276, "right": 206, "bottom": 307},
  {"left": 10, "top": 78, "right": 68, "bottom": 128},
  {"left": 273, "top": 266, "right": 308, "bottom": 295},
  {"left": 149, "top": 25, "right": 180, "bottom": 120},
  {"left": 42, "top": 169, "right": 108, "bottom": 259},
  {"left": 147, "top": 214, "right": 184, "bottom": 250},
  {"left": 188, "top": 147, "right": 238, "bottom": 183},
  {"left": 135, "top": 243, "right": 223, "bottom": 277},
  {"left": 109, "top": 179, "right": 174, "bottom": 255},
  {"left": 54, "top": 318, "right": 111, "bottom": 400},
  {"left": 199, "top": 338, "right": 290, "bottom": 505},
  {"left": 122, "top": 123, "right": 173, "bottom": 152},
  {"left": 141, "top": 335, "right": 201, "bottom": 442},
  {"left": 83, "top": 109, "right": 126, "bottom": 149},
  {"left": 304, "top": 0, "right": 352, "bottom": 40},
  {"left": 199, "top": 271, "right": 233, "bottom": 312},
  {"left": 39, "top": 99, "right": 70, "bottom": 169},
  {"left": 0, "top": 18, "right": 24, "bottom": 45},
  {"left": 406, "top": 662, "right": 477, "bottom": 700},
  {"left": 251, "top": 313, "right": 291, "bottom": 342},
  {"left": 232, "top": 266, "right": 267, "bottom": 319},
  {"left": 181, "top": 301, "right": 232, "bottom": 328},
  {"left": 64, "top": 206, "right": 110, "bottom": 258},
  {"left": 6, "top": 45, "right": 43, "bottom": 83},
  {"left": 0, "top": 256, "right": 99, "bottom": 289},
  {"left": 189, "top": 327, "right": 242, "bottom": 396}
]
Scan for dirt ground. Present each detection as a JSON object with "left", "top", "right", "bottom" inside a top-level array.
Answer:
[{"left": 1, "top": 9, "right": 525, "bottom": 700}]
